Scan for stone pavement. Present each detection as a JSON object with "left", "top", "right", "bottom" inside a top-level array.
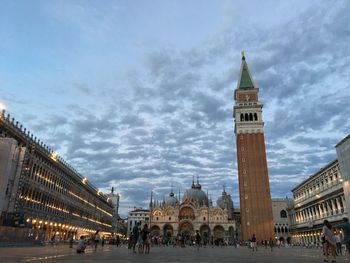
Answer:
[{"left": 1, "top": 245, "right": 350, "bottom": 263}]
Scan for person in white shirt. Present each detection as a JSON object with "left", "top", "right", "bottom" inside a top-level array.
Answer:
[{"left": 322, "top": 220, "right": 337, "bottom": 263}]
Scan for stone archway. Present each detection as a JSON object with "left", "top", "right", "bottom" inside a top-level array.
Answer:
[
  {"left": 179, "top": 221, "right": 194, "bottom": 244},
  {"left": 228, "top": 226, "right": 235, "bottom": 237},
  {"left": 200, "top": 224, "right": 210, "bottom": 245},
  {"left": 163, "top": 224, "right": 174, "bottom": 238},
  {"left": 213, "top": 225, "right": 225, "bottom": 242},
  {"left": 179, "top": 206, "right": 195, "bottom": 220},
  {"left": 150, "top": 225, "right": 160, "bottom": 237}
]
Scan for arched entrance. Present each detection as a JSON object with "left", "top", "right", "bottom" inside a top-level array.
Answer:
[
  {"left": 213, "top": 225, "right": 225, "bottom": 245},
  {"left": 179, "top": 221, "right": 194, "bottom": 245},
  {"left": 150, "top": 225, "right": 160, "bottom": 237},
  {"left": 163, "top": 224, "right": 173, "bottom": 238},
  {"left": 200, "top": 224, "right": 210, "bottom": 245},
  {"left": 179, "top": 206, "right": 195, "bottom": 220}
]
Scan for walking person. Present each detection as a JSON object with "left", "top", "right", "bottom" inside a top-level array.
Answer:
[
  {"left": 132, "top": 222, "right": 140, "bottom": 253},
  {"left": 341, "top": 217, "right": 350, "bottom": 256},
  {"left": 141, "top": 224, "right": 150, "bottom": 254},
  {"left": 94, "top": 230, "right": 100, "bottom": 251},
  {"left": 251, "top": 234, "right": 257, "bottom": 252},
  {"left": 195, "top": 230, "right": 201, "bottom": 251},
  {"left": 322, "top": 220, "right": 337, "bottom": 263},
  {"left": 335, "top": 231, "right": 342, "bottom": 255}
]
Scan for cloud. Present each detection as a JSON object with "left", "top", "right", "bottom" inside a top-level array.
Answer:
[{"left": 2, "top": 1, "right": 350, "bottom": 217}]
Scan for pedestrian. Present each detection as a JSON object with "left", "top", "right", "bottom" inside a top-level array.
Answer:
[
  {"left": 132, "top": 222, "right": 140, "bottom": 253},
  {"left": 94, "top": 230, "right": 100, "bottom": 251},
  {"left": 251, "top": 234, "right": 257, "bottom": 252},
  {"left": 269, "top": 238, "right": 274, "bottom": 252},
  {"left": 69, "top": 236, "right": 74, "bottom": 248},
  {"left": 195, "top": 230, "right": 201, "bottom": 251},
  {"left": 341, "top": 217, "right": 350, "bottom": 256},
  {"left": 322, "top": 220, "right": 337, "bottom": 263},
  {"left": 335, "top": 231, "right": 342, "bottom": 255},
  {"left": 141, "top": 224, "right": 150, "bottom": 254},
  {"left": 76, "top": 236, "right": 86, "bottom": 254}
]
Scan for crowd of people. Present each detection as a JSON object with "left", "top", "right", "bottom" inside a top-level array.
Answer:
[{"left": 48, "top": 216, "right": 350, "bottom": 262}]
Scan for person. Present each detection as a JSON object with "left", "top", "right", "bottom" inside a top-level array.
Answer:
[
  {"left": 141, "top": 224, "right": 150, "bottom": 254},
  {"left": 77, "top": 236, "right": 86, "bottom": 254},
  {"left": 322, "top": 220, "right": 337, "bottom": 263},
  {"left": 132, "top": 222, "right": 140, "bottom": 253},
  {"left": 269, "top": 238, "right": 274, "bottom": 252},
  {"left": 251, "top": 234, "right": 257, "bottom": 252},
  {"left": 69, "top": 236, "right": 74, "bottom": 248},
  {"left": 94, "top": 230, "right": 100, "bottom": 251},
  {"left": 341, "top": 217, "right": 350, "bottom": 255},
  {"left": 137, "top": 233, "right": 143, "bottom": 253},
  {"left": 335, "top": 231, "right": 342, "bottom": 255},
  {"left": 195, "top": 231, "right": 201, "bottom": 251},
  {"left": 116, "top": 235, "right": 121, "bottom": 247}
]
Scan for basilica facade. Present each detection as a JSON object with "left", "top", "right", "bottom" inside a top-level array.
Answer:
[{"left": 149, "top": 180, "right": 236, "bottom": 244}]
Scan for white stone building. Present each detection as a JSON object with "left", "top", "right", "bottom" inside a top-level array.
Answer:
[{"left": 127, "top": 208, "right": 149, "bottom": 237}]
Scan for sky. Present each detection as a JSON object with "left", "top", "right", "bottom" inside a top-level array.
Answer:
[{"left": 1, "top": 0, "right": 350, "bottom": 217}]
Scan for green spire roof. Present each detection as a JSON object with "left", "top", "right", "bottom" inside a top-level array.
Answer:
[{"left": 238, "top": 53, "right": 255, "bottom": 90}]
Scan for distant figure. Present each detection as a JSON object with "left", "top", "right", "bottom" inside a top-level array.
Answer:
[
  {"left": 94, "top": 230, "right": 100, "bottom": 251},
  {"left": 269, "top": 238, "right": 274, "bottom": 252},
  {"left": 69, "top": 236, "right": 74, "bottom": 248},
  {"left": 141, "top": 224, "right": 150, "bottom": 254},
  {"left": 132, "top": 222, "right": 140, "bottom": 253},
  {"left": 251, "top": 234, "right": 257, "bottom": 252},
  {"left": 322, "top": 220, "right": 337, "bottom": 262},
  {"left": 341, "top": 217, "right": 350, "bottom": 255},
  {"left": 77, "top": 236, "right": 86, "bottom": 254},
  {"left": 335, "top": 231, "right": 342, "bottom": 255},
  {"left": 195, "top": 231, "right": 201, "bottom": 251},
  {"left": 116, "top": 235, "right": 121, "bottom": 247}
]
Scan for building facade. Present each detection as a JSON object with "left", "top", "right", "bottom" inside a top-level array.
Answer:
[
  {"left": 288, "top": 159, "right": 346, "bottom": 245},
  {"left": 272, "top": 199, "right": 291, "bottom": 242},
  {"left": 233, "top": 53, "right": 274, "bottom": 241},
  {"left": 149, "top": 180, "right": 236, "bottom": 245},
  {"left": 0, "top": 110, "right": 114, "bottom": 241},
  {"left": 336, "top": 134, "right": 350, "bottom": 219},
  {"left": 127, "top": 208, "right": 150, "bottom": 237}
]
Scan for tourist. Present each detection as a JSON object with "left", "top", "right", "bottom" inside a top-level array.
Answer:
[
  {"left": 269, "top": 238, "right": 274, "bottom": 252},
  {"left": 195, "top": 230, "right": 201, "bottom": 251},
  {"left": 94, "top": 230, "right": 100, "bottom": 251},
  {"left": 335, "top": 231, "right": 342, "bottom": 255},
  {"left": 322, "top": 220, "right": 337, "bottom": 263},
  {"left": 141, "top": 224, "right": 150, "bottom": 254},
  {"left": 132, "top": 222, "right": 140, "bottom": 253},
  {"left": 341, "top": 217, "right": 350, "bottom": 255},
  {"left": 76, "top": 236, "right": 86, "bottom": 254},
  {"left": 251, "top": 234, "right": 257, "bottom": 252}
]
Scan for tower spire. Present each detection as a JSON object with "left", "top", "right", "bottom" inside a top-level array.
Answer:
[{"left": 237, "top": 52, "right": 256, "bottom": 90}]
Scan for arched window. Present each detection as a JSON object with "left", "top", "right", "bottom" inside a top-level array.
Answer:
[
  {"left": 240, "top": 114, "right": 244, "bottom": 121},
  {"left": 277, "top": 227, "right": 280, "bottom": 233},
  {"left": 245, "top": 113, "right": 249, "bottom": 121},
  {"left": 280, "top": 210, "right": 287, "bottom": 218},
  {"left": 254, "top": 113, "right": 258, "bottom": 121},
  {"left": 249, "top": 113, "right": 253, "bottom": 121}
]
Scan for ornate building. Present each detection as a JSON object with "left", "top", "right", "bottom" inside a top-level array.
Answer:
[
  {"left": 149, "top": 179, "right": 236, "bottom": 244},
  {"left": 288, "top": 159, "right": 346, "bottom": 245},
  {"left": 0, "top": 110, "right": 114, "bottom": 242},
  {"left": 233, "top": 53, "right": 274, "bottom": 241}
]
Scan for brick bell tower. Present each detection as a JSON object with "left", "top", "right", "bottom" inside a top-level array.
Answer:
[{"left": 233, "top": 52, "right": 274, "bottom": 242}]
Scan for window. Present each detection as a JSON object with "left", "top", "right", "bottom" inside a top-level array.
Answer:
[{"left": 280, "top": 210, "right": 287, "bottom": 218}]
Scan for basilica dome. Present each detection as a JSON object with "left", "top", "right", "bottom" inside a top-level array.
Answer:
[
  {"left": 182, "top": 179, "right": 208, "bottom": 206},
  {"left": 164, "top": 191, "right": 179, "bottom": 207}
]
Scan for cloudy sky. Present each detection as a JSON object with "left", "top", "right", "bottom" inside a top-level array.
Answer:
[{"left": 1, "top": 1, "right": 349, "bottom": 216}]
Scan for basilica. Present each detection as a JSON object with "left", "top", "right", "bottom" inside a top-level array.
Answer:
[{"left": 149, "top": 179, "right": 236, "bottom": 244}]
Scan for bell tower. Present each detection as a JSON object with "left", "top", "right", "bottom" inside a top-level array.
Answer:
[{"left": 233, "top": 52, "right": 274, "bottom": 241}]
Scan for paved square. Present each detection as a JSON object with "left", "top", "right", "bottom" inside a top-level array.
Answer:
[{"left": 1, "top": 245, "right": 349, "bottom": 263}]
